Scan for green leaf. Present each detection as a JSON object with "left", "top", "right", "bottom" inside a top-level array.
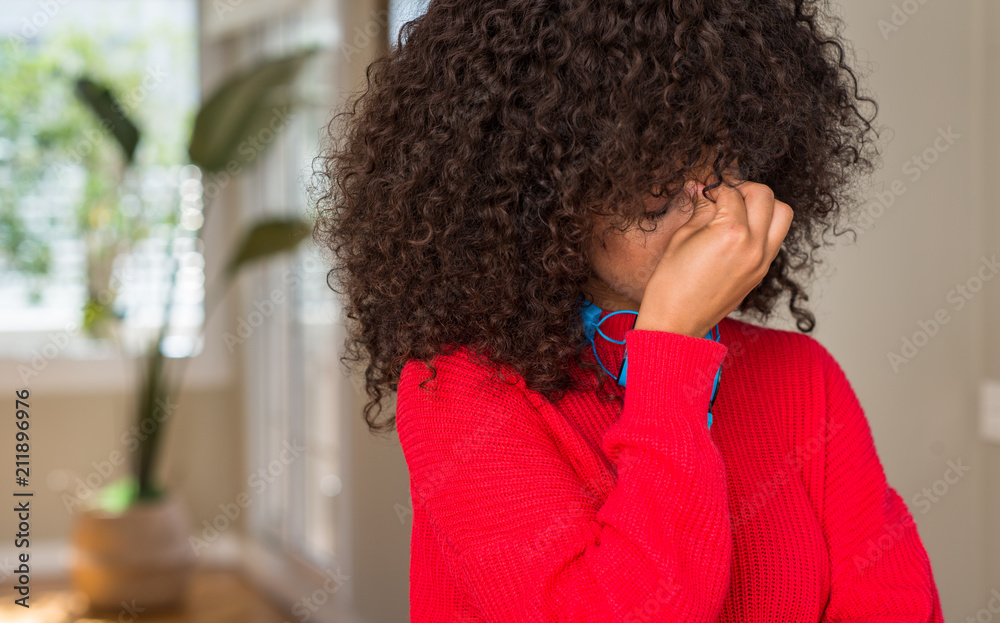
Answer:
[
  {"left": 188, "top": 47, "right": 318, "bottom": 173},
  {"left": 73, "top": 77, "right": 141, "bottom": 163},
  {"left": 224, "top": 217, "right": 311, "bottom": 278},
  {"left": 81, "top": 293, "right": 125, "bottom": 337},
  {"left": 94, "top": 476, "right": 140, "bottom": 514}
]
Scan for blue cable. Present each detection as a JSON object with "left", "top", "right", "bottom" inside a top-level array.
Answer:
[{"left": 579, "top": 298, "right": 722, "bottom": 429}]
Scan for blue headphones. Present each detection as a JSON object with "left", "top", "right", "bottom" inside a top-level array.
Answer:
[{"left": 579, "top": 298, "right": 723, "bottom": 429}]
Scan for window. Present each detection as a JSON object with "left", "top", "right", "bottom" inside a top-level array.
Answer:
[
  {"left": 0, "top": 1, "right": 204, "bottom": 364},
  {"left": 211, "top": 0, "right": 354, "bottom": 613},
  {"left": 389, "top": 0, "right": 431, "bottom": 47}
]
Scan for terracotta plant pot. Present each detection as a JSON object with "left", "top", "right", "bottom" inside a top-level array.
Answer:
[{"left": 69, "top": 495, "right": 195, "bottom": 611}]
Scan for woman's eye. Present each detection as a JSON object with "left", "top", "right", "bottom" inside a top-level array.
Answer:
[
  {"left": 644, "top": 196, "right": 678, "bottom": 220},
  {"left": 644, "top": 185, "right": 698, "bottom": 220},
  {"left": 644, "top": 206, "right": 670, "bottom": 220}
]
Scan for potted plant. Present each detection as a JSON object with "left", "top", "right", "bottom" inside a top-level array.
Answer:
[{"left": 65, "top": 47, "right": 318, "bottom": 611}]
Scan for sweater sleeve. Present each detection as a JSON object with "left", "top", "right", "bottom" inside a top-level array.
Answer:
[
  {"left": 396, "top": 329, "right": 732, "bottom": 623},
  {"left": 813, "top": 340, "right": 944, "bottom": 622}
]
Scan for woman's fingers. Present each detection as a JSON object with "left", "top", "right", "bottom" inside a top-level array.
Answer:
[
  {"left": 765, "top": 199, "right": 794, "bottom": 263},
  {"left": 712, "top": 178, "right": 792, "bottom": 271},
  {"left": 703, "top": 180, "right": 750, "bottom": 236},
  {"left": 740, "top": 183, "right": 775, "bottom": 261}
]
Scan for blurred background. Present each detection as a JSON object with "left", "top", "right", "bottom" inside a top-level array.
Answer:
[{"left": 0, "top": 0, "right": 996, "bottom": 621}]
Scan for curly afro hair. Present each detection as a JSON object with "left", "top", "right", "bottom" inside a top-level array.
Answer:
[{"left": 311, "top": 0, "right": 883, "bottom": 436}]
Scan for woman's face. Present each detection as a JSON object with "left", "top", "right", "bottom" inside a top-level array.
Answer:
[
  {"left": 584, "top": 162, "right": 740, "bottom": 311},
  {"left": 584, "top": 190, "right": 697, "bottom": 311}
]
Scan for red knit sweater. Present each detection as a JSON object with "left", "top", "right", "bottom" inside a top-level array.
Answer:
[{"left": 396, "top": 311, "right": 944, "bottom": 622}]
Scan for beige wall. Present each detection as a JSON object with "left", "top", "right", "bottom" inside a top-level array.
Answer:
[
  {"left": 0, "top": 386, "right": 243, "bottom": 543},
  {"left": 981, "top": 0, "right": 1000, "bottom": 601}
]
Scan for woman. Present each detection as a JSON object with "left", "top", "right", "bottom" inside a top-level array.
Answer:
[{"left": 312, "top": 0, "right": 943, "bottom": 620}]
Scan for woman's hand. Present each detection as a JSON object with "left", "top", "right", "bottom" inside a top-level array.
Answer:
[{"left": 633, "top": 174, "right": 794, "bottom": 338}]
